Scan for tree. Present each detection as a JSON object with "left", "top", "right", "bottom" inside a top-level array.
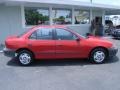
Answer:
[{"left": 25, "top": 9, "right": 49, "bottom": 25}]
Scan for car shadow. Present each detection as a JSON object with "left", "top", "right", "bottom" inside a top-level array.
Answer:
[
  {"left": 105, "top": 56, "right": 119, "bottom": 64},
  {"left": 7, "top": 56, "right": 119, "bottom": 67}
]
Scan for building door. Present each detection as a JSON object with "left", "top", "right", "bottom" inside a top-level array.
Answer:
[
  {"left": 95, "top": 17, "right": 102, "bottom": 25},
  {"left": 92, "top": 16, "right": 103, "bottom": 36}
]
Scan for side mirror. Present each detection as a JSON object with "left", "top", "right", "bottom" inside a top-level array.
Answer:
[{"left": 76, "top": 38, "right": 80, "bottom": 42}]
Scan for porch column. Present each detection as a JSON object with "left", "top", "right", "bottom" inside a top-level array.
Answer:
[
  {"left": 21, "top": 5, "right": 25, "bottom": 28},
  {"left": 90, "top": 8, "right": 93, "bottom": 24},
  {"left": 49, "top": 6, "right": 53, "bottom": 25},
  {"left": 102, "top": 10, "right": 105, "bottom": 26},
  {"left": 72, "top": 7, "right": 75, "bottom": 25}
]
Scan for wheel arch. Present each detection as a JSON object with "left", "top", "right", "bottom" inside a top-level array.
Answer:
[
  {"left": 89, "top": 46, "right": 109, "bottom": 57},
  {"left": 16, "top": 48, "right": 35, "bottom": 58}
]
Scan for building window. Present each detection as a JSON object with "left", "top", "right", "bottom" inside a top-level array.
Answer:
[
  {"left": 52, "top": 9, "right": 72, "bottom": 25},
  {"left": 74, "top": 10, "right": 90, "bottom": 24},
  {"left": 25, "top": 7, "right": 49, "bottom": 26}
]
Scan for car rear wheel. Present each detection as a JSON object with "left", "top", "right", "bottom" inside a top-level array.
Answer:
[
  {"left": 89, "top": 48, "right": 108, "bottom": 64},
  {"left": 17, "top": 50, "right": 34, "bottom": 66}
]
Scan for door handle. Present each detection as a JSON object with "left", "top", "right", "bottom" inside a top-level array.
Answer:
[{"left": 28, "top": 44, "right": 32, "bottom": 47}]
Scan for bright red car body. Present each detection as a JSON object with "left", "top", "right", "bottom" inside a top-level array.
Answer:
[{"left": 4, "top": 25, "right": 118, "bottom": 65}]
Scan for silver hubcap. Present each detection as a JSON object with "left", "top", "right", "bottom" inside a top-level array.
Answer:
[
  {"left": 93, "top": 51, "right": 105, "bottom": 63},
  {"left": 19, "top": 53, "right": 31, "bottom": 65}
]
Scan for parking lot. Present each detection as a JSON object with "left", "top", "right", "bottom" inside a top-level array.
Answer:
[{"left": 0, "top": 38, "right": 120, "bottom": 90}]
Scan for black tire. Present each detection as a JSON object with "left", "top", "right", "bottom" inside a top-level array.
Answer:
[
  {"left": 17, "top": 50, "right": 34, "bottom": 66},
  {"left": 89, "top": 48, "right": 108, "bottom": 64}
]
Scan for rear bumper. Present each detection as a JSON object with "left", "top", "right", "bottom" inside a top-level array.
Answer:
[
  {"left": 108, "top": 48, "right": 118, "bottom": 57},
  {"left": 3, "top": 48, "right": 16, "bottom": 57}
]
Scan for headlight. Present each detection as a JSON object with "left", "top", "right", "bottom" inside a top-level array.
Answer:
[{"left": 3, "top": 46, "right": 11, "bottom": 51}]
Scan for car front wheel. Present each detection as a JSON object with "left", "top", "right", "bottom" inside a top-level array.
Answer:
[
  {"left": 17, "top": 50, "right": 34, "bottom": 66},
  {"left": 89, "top": 48, "right": 108, "bottom": 64}
]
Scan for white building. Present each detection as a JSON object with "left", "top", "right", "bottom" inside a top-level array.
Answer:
[{"left": 0, "top": 0, "right": 120, "bottom": 43}]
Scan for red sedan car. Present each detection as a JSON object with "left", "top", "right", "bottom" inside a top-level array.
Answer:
[{"left": 4, "top": 25, "right": 118, "bottom": 66}]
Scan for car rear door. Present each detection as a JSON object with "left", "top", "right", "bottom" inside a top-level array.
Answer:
[
  {"left": 55, "top": 28, "right": 82, "bottom": 59},
  {"left": 28, "top": 28, "right": 55, "bottom": 59}
]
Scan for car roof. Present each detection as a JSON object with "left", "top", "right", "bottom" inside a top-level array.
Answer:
[{"left": 31, "top": 25, "right": 67, "bottom": 30}]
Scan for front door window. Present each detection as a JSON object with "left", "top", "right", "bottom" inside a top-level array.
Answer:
[{"left": 56, "top": 28, "right": 77, "bottom": 40}]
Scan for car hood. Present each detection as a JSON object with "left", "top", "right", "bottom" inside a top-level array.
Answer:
[{"left": 87, "top": 36, "right": 112, "bottom": 45}]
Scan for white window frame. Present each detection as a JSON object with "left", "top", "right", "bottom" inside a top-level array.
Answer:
[
  {"left": 21, "top": 5, "right": 92, "bottom": 28},
  {"left": 23, "top": 6, "right": 50, "bottom": 27}
]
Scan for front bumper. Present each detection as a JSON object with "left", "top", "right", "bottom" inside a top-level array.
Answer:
[
  {"left": 3, "top": 48, "right": 16, "bottom": 57},
  {"left": 108, "top": 47, "right": 118, "bottom": 57}
]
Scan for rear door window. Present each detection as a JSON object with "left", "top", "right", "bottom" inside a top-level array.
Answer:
[{"left": 29, "top": 28, "right": 53, "bottom": 40}]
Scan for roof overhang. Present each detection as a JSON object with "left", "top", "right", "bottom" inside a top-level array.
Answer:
[
  {"left": 3, "top": 0, "right": 120, "bottom": 10},
  {"left": 0, "top": 0, "right": 6, "bottom": 3},
  {"left": 106, "top": 10, "right": 120, "bottom": 15}
]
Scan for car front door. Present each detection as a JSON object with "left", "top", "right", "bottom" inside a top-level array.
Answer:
[
  {"left": 28, "top": 28, "right": 55, "bottom": 59},
  {"left": 55, "top": 28, "right": 82, "bottom": 59}
]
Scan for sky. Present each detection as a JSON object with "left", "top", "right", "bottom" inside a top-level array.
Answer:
[{"left": 73, "top": 0, "right": 120, "bottom": 6}]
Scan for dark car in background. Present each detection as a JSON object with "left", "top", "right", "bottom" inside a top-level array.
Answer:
[
  {"left": 112, "top": 29, "right": 120, "bottom": 39},
  {"left": 105, "top": 20, "right": 114, "bottom": 35}
]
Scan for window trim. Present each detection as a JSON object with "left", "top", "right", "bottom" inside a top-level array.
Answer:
[
  {"left": 29, "top": 31, "right": 37, "bottom": 40},
  {"left": 21, "top": 5, "right": 92, "bottom": 28}
]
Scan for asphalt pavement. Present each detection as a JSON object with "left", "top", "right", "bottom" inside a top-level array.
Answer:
[{"left": 0, "top": 38, "right": 120, "bottom": 90}]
